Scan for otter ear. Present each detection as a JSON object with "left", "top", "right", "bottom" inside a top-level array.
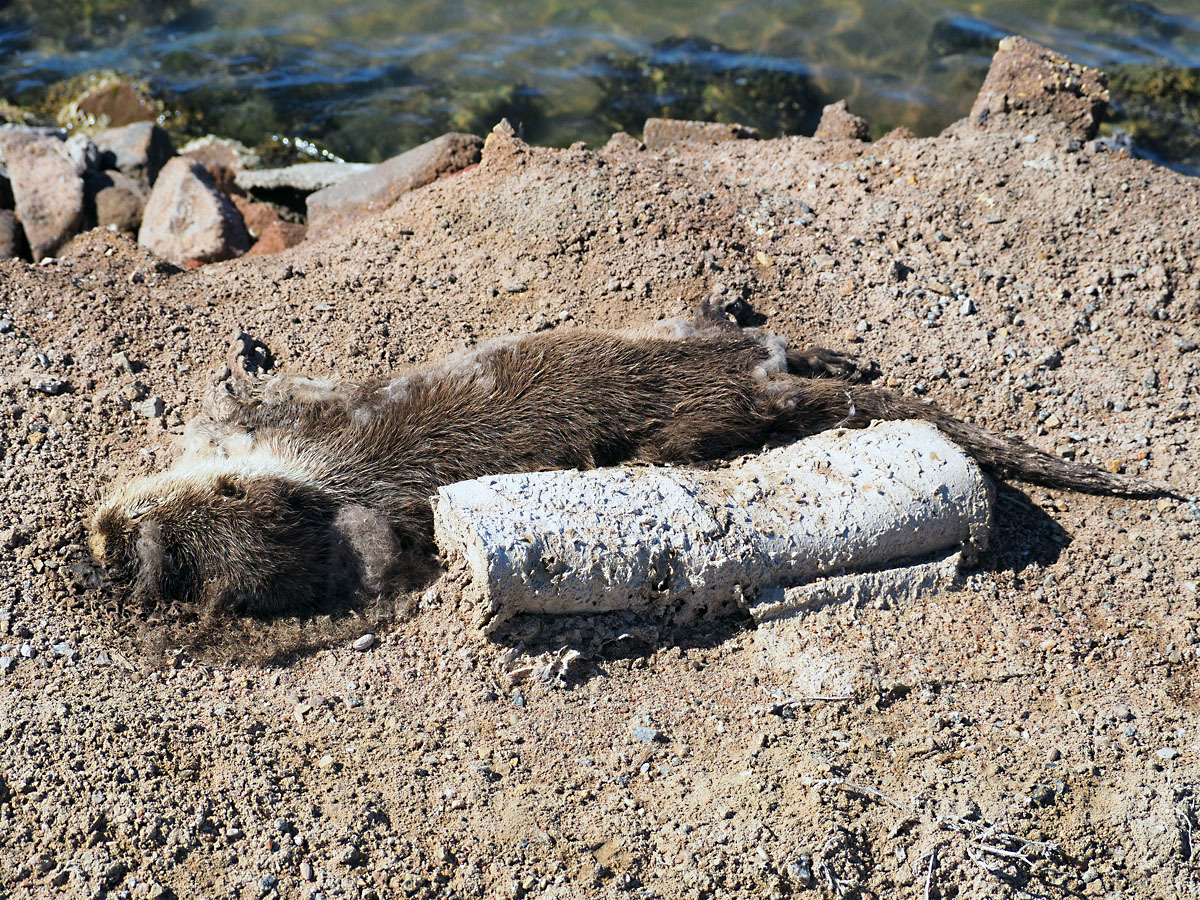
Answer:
[{"left": 214, "top": 475, "right": 246, "bottom": 501}]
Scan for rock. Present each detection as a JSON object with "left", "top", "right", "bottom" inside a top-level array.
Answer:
[
  {"left": 231, "top": 194, "right": 281, "bottom": 239},
  {"left": 1155, "top": 747, "right": 1178, "bottom": 760},
  {"left": 89, "top": 170, "right": 148, "bottom": 233},
  {"left": 244, "top": 221, "right": 307, "bottom": 257},
  {"left": 339, "top": 844, "right": 365, "bottom": 867},
  {"left": 814, "top": 100, "right": 871, "bottom": 141},
  {"left": 352, "top": 633, "right": 376, "bottom": 652},
  {"left": 1029, "top": 783, "right": 1056, "bottom": 806},
  {"left": 306, "top": 133, "right": 483, "bottom": 239},
  {"left": 0, "top": 129, "right": 85, "bottom": 261},
  {"left": 0, "top": 656, "right": 14, "bottom": 674},
  {"left": 138, "top": 157, "right": 250, "bottom": 265},
  {"left": 235, "top": 162, "right": 375, "bottom": 194},
  {"left": 878, "top": 125, "right": 917, "bottom": 143},
  {"left": 102, "top": 860, "right": 127, "bottom": 889},
  {"left": 62, "top": 134, "right": 101, "bottom": 173},
  {"left": 180, "top": 135, "right": 258, "bottom": 195},
  {"left": 33, "top": 378, "right": 68, "bottom": 395},
  {"left": 631, "top": 726, "right": 663, "bottom": 743},
  {"left": 601, "top": 132, "right": 646, "bottom": 154},
  {"left": 786, "top": 857, "right": 813, "bottom": 887},
  {"left": 133, "top": 397, "right": 164, "bottom": 418},
  {"left": 94, "top": 122, "right": 175, "bottom": 185},
  {"left": 642, "top": 118, "right": 759, "bottom": 150},
  {"left": 969, "top": 36, "right": 1108, "bottom": 140},
  {"left": 0, "top": 209, "right": 29, "bottom": 260},
  {"left": 74, "top": 81, "right": 157, "bottom": 127}
]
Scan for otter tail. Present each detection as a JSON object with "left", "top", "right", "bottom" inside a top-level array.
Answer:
[{"left": 778, "top": 378, "right": 1173, "bottom": 498}]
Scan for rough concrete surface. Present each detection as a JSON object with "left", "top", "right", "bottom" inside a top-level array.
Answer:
[
  {"left": 435, "top": 421, "right": 991, "bottom": 632},
  {"left": 0, "top": 40, "right": 1199, "bottom": 900}
]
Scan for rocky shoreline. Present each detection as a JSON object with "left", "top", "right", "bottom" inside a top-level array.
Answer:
[{"left": 1, "top": 36, "right": 1199, "bottom": 900}]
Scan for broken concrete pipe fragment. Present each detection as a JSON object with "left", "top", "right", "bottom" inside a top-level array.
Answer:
[{"left": 433, "top": 420, "right": 993, "bottom": 633}]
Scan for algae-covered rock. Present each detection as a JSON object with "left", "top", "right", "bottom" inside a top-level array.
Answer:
[
  {"left": 1107, "top": 64, "right": 1200, "bottom": 174},
  {"left": 592, "top": 37, "right": 823, "bottom": 139}
]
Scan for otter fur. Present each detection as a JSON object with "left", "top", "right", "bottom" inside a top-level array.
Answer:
[{"left": 90, "top": 318, "right": 1168, "bottom": 617}]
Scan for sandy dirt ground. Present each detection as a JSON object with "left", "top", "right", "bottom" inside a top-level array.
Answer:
[{"left": 1, "top": 68, "right": 1199, "bottom": 900}]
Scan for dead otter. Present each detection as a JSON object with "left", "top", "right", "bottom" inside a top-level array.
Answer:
[{"left": 89, "top": 318, "right": 1169, "bottom": 617}]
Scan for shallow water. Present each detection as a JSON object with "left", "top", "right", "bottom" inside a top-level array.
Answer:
[{"left": 1, "top": 0, "right": 1198, "bottom": 170}]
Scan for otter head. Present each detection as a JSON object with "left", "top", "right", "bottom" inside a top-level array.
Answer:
[{"left": 89, "top": 465, "right": 395, "bottom": 616}]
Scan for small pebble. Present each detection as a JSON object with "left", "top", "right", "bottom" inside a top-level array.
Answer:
[
  {"left": 352, "top": 633, "right": 375, "bottom": 652},
  {"left": 1030, "top": 784, "right": 1055, "bottom": 806},
  {"left": 134, "top": 397, "right": 164, "bottom": 418},
  {"left": 317, "top": 754, "right": 335, "bottom": 768},
  {"left": 1155, "top": 747, "right": 1178, "bottom": 760},
  {"left": 786, "top": 857, "right": 813, "bottom": 886},
  {"left": 504, "top": 281, "right": 527, "bottom": 293},
  {"left": 631, "top": 726, "right": 662, "bottom": 743},
  {"left": 959, "top": 298, "right": 976, "bottom": 316},
  {"left": 33, "top": 379, "right": 67, "bottom": 396},
  {"left": 301, "top": 861, "right": 314, "bottom": 881}
]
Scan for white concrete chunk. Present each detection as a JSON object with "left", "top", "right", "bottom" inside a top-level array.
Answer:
[{"left": 433, "top": 420, "right": 994, "bottom": 632}]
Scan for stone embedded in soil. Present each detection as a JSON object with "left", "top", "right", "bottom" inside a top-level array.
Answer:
[
  {"left": 969, "top": 35, "right": 1108, "bottom": 140},
  {"left": 75, "top": 81, "right": 158, "bottom": 128},
  {"left": 244, "top": 221, "right": 307, "bottom": 257},
  {"left": 138, "top": 156, "right": 250, "bottom": 266},
  {"left": 0, "top": 128, "right": 85, "bottom": 261},
  {"left": 0, "top": 209, "right": 29, "bottom": 260},
  {"left": 133, "top": 396, "right": 164, "bottom": 418},
  {"left": 813, "top": 100, "right": 871, "bottom": 142},
  {"left": 602, "top": 131, "right": 646, "bottom": 154},
  {"left": 352, "top": 633, "right": 376, "bottom": 651},
  {"left": 631, "top": 726, "right": 663, "bottom": 743},
  {"left": 89, "top": 169, "right": 148, "bottom": 234},
  {"left": 306, "top": 132, "right": 483, "bottom": 239},
  {"left": 642, "top": 118, "right": 759, "bottom": 150},
  {"left": 94, "top": 122, "right": 175, "bottom": 186}
]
